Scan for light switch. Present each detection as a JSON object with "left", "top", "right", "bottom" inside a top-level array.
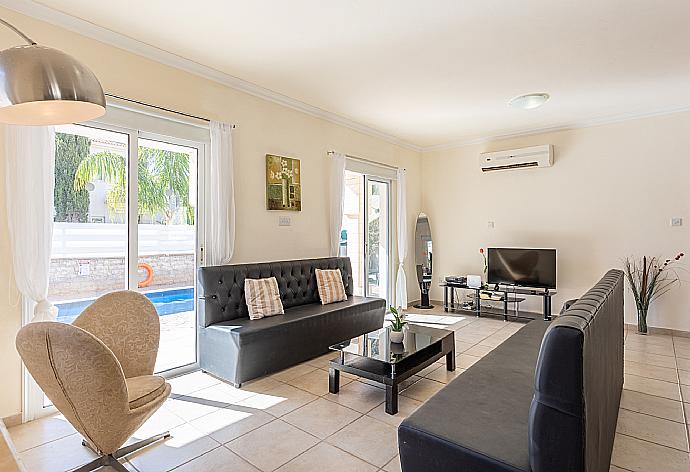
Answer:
[
  {"left": 279, "top": 216, "right": 291, "bottom": 226},
  {"left": 671, "top": 217, "right": 683, "bottom": 227}
]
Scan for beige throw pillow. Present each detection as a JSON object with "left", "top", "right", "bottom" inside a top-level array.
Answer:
[
  {"left": 315, "top": 268, "right": 347, "bottom": 305},
  {"left": 244, "top": 277, "right": 284, "bottom": 320}
]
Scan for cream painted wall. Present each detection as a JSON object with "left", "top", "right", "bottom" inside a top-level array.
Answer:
[
  {"left": 0, "top": 8, "right": 422, "bottom": 419},
  {"left": 423, "top": 112, "right": 690, "bottom": 332}
]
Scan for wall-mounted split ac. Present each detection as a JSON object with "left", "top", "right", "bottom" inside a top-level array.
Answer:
[{"left": 479, "top": 144, "right": 553, "bottom": 172}]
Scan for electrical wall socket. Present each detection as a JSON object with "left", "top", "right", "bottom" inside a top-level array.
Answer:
[
  {"left": 671, "top": 217, "right": 683, "bottom": 227},
  {"left": 279, "top": 216, "right": 291, "bottom": 226},
  {"left": 487, "top": 221, "right": 495, "bottom": 229}
]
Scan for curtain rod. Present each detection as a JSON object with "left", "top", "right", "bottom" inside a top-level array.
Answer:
[
  {"left": 327, "top": 150, "right": 402, "bottom": 171},
  {"left": 105, "top": 93, "right": 237, "bottom": 128}
]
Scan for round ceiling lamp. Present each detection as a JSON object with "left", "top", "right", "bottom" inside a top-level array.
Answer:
[
  {"left": 0, "top": 18, "right": 105, "bottom": 125},
  {"left": 509, "top": 93, "right": 550, "bottom": 110}
]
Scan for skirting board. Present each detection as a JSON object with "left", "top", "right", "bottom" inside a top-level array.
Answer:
[
  {"left": 626, "top": 323, "right": 690, "bottom": 338},
  {"left": 0, "top": 415, "right": 21, "bottom": 428}
]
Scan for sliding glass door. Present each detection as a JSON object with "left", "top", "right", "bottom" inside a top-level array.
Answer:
[
  {"left": 48, "top": 124, "right": 202, "bottom": 374},
  {"left": 135, "top": 136, "right": 199, "bottom": 372},
  {"left": 341, "top": 170, "right": 391, "bottom": 302}
]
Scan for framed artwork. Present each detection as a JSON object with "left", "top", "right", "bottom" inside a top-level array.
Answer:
[{"left": 266, "top": 154, "right": 301, "bottom": 211}]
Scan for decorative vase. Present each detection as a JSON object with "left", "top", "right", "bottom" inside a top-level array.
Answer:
[
  {"left": 637, "top": 305, "right": 648, "bottom": 334},
  {"left": 390, "top": 330, "right": 404, "bottom": 343}
]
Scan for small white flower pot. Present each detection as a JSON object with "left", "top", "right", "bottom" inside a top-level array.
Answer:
[{"left": 390, "top": 330, "right": 404, "bottom": 343}]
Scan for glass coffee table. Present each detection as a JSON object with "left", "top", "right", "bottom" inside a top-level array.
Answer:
[{"left": 329, "top": 324, "right": 455, "bottom": 414}]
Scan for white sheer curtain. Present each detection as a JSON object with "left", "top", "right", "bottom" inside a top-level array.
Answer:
[
  {"left": 329, "top": 152, "right": 346, "bottom": 257},
  {"left": 5, "top": 125, "right": 58, "bottom": 322},
  {"left": 205, "top": 121, "right": 235, "bottom": 265},
  {"left": 395, "top": 168, "right": 408, "bottom": 310}
]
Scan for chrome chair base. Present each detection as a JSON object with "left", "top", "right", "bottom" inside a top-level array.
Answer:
[{"left": 70, "top": 432, "right": 170, "bottom": 471}]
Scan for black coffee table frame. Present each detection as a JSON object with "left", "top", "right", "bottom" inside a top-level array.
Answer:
[{"left": 328, "top": 329, "right": 455, "bottom": 414}]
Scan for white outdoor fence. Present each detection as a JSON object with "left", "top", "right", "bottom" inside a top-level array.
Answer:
[{"left": 52, "top": 222, "right": 195, "bottom": 258}]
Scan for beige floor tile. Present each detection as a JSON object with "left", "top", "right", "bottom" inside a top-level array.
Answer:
[
  {"left": 287, "top": 368, "right": 352, "bottom": 396},
  {"left": 282, "top": 398, "right": 361, "bottom": 439},
  {"left": 327, "top": 416, "right": 398, "bottom": 467},
  {"left": 128, "top": 423, "right": 220, "bottom": 472},
  {"left": 188, "top": 407, "right": 274, "bottom": 444},
  {"left": 620, "top": 389, "right": 684, "bottom": 423},
  {"left": 680, "top": 384, "right": 690, "bottom": 402},
  {"left": 236, "top": 383, "right": 318, "bottom": 417},
  {"left": 679, "top": 370, "right": 690, "bottom": 386},
  {"left": 325, "top": 380, "right": 385, "bottom": 413},
  {"left": 400, "top": 378, "right": 445, "bottom": 402},
  {"left": 397, "top": 375, "right": 423, "bottom": 390},
  {"left": 182, "top": 383, "right": 256, "bottom": 410},
  {"left": 164, "top": 395, "right": 221, "bottom": 422},
  {"left": 169, "top": 371, "right": 221, "bottom": 396},
  {"left": 132, "top": 406, "right": 186, "bottom": 439},
  {"left": 417, "top": 363, "right": 440, "bottom": 377},
  {"left": 479, "top": 333, "right": 513, "bottom": 348},
  {"left": 8, "top": 414, "right": 76, "bottom": 453},
  {"left": 276, "top": 442, "right": 377, "bottom": 472},
  {"left": 170, "top": 446, "right": 259, "bottom": 472},
  {"left": 425, "top": 365, "right": 465, "bottom": 383},
  {"left": 240, "top": 376, "right": 284, "bottom": 394},
  {"left": 454, "top": 333, "right": 487, "bottom": 344},
  {"left": 611, "top": 433, "right": 690, "bottom": 472},
  {"left": 227, "top": 419, "right": 319, "bottom": 471},
  {"left": 624, "top": 361, "right": 678, "bottom": 383},
  {"left": 676, "top": 357, "right": 690, "bottom": 372},
  {"left": 454, "top": 340, "right": 476, "bottom": 353},
  {"left": 19, "top": 433, "right": 98, "bottom": 472},
  {"left": 457, "top": 354, "right": 481, "bottom": 369},
  {"left": 305, "top": 353, "right": 339, "bottom": 369},
  {"left": 625, "top": 342, "right": 676, "bottom": 357},
  {"left": 624, "top": 350, "right": 677, "bottom": 369},
  {"left": 383, "top": 455, "right": 402, "bottom": 472},
  {"left": 271, "top": 363, "right": 318, "bottom": 382},
  {"left": 367, "top": 396, "right": 423, "bottom": 427},
  {"left": 616, "top": 409, "right": 688, "bottom": 451},
  {"left": 675, "top": 347, "right": 690, "bottom": 360},
  {"left": 627, "top": 333, "right": 673, "bottom": 346},
  {"left": 464, "top": 344, "right": 495, "bottom": 357},
  {"left": 623, "top": 374, "right": 681, "bottom": 401}
]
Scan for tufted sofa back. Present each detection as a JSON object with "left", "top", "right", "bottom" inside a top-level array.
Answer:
[{"left": 198, "top": 257, "right": 354, "bottom": 327}]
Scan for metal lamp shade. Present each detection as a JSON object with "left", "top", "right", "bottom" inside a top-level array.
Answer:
[{"left": 0, "top": 44, "right": 105, "bottom": 125}]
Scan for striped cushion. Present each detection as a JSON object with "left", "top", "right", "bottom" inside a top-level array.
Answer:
[
  {"left": 244, "top": 277, "right": 284, "bottom": 320},
  {"left": 315, "top": 268, "right": 347, "bottom": 305}
]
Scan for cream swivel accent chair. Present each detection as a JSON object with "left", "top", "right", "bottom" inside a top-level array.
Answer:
[{"left": 15, "top": 291, "right": 172, "bottom": 471}]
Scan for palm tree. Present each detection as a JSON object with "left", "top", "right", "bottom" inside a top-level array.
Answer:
[{"left": 73, "top": 147, "right": 192, "bottom": 224}]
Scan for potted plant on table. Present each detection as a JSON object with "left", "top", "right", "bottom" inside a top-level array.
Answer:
[
  {"left": 389, "top": 306, "right": 407, "bottom": 343},
  {"left": 623, "top": 253, "right": 684, "bottom": 334}
]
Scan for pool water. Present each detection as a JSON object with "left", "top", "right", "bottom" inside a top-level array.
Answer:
[{"left": 56, "top": 287, "right": 195, "bottom": 324}]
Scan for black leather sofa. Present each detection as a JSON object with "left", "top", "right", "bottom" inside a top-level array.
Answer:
[
  {"left": 198, "top": 257, "right": 386, "bottom": 386},
  {"left": 398, "top": 270, "right": 624, "bottom": 472}
]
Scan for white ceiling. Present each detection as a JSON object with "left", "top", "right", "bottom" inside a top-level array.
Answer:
[{"left": 17, "top": 0, "right": 690, "bottom": 148}]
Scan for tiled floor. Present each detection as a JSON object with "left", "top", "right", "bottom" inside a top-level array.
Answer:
[{"left": 9, "top": 308, "right": 690, "bottom": 471}]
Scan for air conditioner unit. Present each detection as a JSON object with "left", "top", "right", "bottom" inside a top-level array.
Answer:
[{"left": 479, "top": 144, "right": 553, "bottom": 172}]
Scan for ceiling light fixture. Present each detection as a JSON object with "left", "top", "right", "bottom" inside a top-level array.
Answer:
[
  {"left": 509, "top": 93, "right": 550, "bottom": 110},
  {"left": 0, "top": 18, "right": 105, "bottom": 125}
]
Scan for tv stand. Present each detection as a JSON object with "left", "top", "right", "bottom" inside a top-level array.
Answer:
[{"left": 441, "top": 282, "right": 554, "bottom": 321}]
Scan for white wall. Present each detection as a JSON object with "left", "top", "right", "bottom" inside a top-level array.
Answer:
[
  {"left": 422, "top": 111, "right": 690, "bottom": 331},
  {"left": 0, "top": 8, "right": 422, "bottom": 419}
]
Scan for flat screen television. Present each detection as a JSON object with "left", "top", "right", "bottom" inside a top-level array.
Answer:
[{"left": 487, "top": 248, "right": 556, "bottom": 289}]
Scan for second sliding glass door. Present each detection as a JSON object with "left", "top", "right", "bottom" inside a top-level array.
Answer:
[{"left": 341, "top": 170, "right": 391, "bottom": 303}]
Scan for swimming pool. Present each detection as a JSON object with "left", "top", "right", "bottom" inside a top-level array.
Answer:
[{"left": 56, "top": 287, "right": 195, "bottom": 324}]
